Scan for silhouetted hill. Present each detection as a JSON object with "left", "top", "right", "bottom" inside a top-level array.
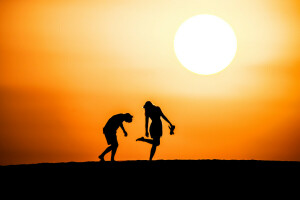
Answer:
[
  {"left": 1, "top": 160, "right": 299, "bottom": 194},
  {"left": 1, "top": 159, "right": 299, "bottom": 174}
]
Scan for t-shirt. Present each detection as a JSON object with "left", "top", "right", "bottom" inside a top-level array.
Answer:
[{"left": 103, "top": 114, "right": 125, "bottom": 135}]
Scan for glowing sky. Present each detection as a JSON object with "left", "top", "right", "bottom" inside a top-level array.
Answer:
[{"left": 0, "top": 0, "right": 299, "bottom": 165}]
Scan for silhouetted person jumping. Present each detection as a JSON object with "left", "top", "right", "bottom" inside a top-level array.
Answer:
[
  {"left": 136, "top": 101, "right": 175, "bottom": 161},
  {"left": 99, "top": 113, "right": 133, "bottom": 162}
]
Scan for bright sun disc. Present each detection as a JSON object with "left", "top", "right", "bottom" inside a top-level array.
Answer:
[{"left": 174, "top": 15, "right": 237, "bottom": 75}]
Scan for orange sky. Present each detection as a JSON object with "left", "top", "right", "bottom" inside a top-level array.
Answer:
[{"left": 0, "top": 0, "right": 299, "bottom": 165}]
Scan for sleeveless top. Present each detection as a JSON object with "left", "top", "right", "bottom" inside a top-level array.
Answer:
[{"left": 146, "top": 106, "right": 163, "bottom": 137}]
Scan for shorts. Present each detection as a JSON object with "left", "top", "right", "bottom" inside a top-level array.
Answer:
[{"left": 103, "top": 130, "right": 118, "bottom": 146}]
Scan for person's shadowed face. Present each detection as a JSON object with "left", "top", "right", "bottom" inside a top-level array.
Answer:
[{"left": 124, "top": 113, "right": 133, "bottom": 123}]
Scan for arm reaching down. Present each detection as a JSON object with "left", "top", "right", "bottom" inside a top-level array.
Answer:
[
  {"left": 145, "top": 115, "right": 149, "bottom": 137},
  {"left": 161, "top": 111, "right": 175, "bottom": 135},
  {"left": 161, "top": 111, "right": 173, "bottom": 127},
  {"left": 120, "top": 123, "right": 127, "bottom": 137}
]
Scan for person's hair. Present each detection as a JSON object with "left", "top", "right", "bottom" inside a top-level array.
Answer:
[
  {"left": 143, "top": 101, "right": 153, "bottom": 109},
  {"left": 124, "top": 113, "right": 133, "bottom": 122}
]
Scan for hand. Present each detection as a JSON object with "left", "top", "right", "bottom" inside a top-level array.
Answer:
[
  {"left": 145, "top": 131, "right": 149, "bottom": 137},
  {"left": 124, "top": 132, "right": 128, "bottom": 137},
  {"left": 169, "top": 125, "right": 175, "bottom": 135}
]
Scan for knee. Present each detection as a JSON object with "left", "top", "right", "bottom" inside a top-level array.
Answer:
[{"left": 154, "top": 140, "right": 160, "bottom": 146}]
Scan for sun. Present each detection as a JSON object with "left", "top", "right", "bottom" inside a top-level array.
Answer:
[{"left": 174, "top": 15, "right": 237, "bottom": 75}]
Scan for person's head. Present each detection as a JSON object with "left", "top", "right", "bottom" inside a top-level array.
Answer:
[
  {"left": 143, "top": 101, "right": 154, "bottom": 110},
  {"left": 124, "top": 113, "right": 133, "bottom": 123}
]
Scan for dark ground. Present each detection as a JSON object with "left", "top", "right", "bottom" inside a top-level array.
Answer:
[
  {"left": 2, "top": 159, "right": 299, "bottom": 169},
  {"left": 1, "top": 159, "right": 299, "bottom": 175},
  {"left": 1, "top": 160, "right": 299, "bottom": 195}
]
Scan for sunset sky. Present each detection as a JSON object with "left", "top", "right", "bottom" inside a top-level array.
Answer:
[{"left": 0, "top": 0, "right": 299, "bottom": 165}]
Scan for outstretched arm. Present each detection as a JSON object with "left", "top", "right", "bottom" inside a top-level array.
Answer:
[
  {"left": 120, "top": 123, "right": 127, "bottom": 137},
  {"left": 161, "top": 110, "right": 175, "bottom": 135},
  {"left": 161, "top": 112, "right": 173, "bottom": 127}
]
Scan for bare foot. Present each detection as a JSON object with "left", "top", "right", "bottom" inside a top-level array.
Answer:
[
  {"left": 98, "top": 155, "right": 105, "bottom": 162},
  {"left": 136, "top": 137, "right": 144, "bottom": 142}
]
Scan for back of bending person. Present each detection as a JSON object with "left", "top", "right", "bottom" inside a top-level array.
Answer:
[
  {"left": 136, "top": 101, "right": 175, "bottom": 161},
  {"left": 99, "top": 113, "right": 133, "bottom": 162}
]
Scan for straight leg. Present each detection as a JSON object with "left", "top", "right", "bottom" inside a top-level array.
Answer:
[
  {"left": 111, "top": 144, "right": 118, "bottom": 161},
  {"left": 99, "top": 146, "right": 113, "bottom": 161},
  {"left": 150, "top": 145, "right": 157, "bottom": 161}
]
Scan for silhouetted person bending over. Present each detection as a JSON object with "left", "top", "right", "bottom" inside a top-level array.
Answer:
[
  {"left": 99, "top": 113, "right": 133, "bottom": 162},
  {"left": 136, "top": 101, "right": 175, "bottom": 161}
]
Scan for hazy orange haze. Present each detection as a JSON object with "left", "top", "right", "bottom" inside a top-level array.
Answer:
[{"left": 0, "top": 0, "right": 299, "bottom": 165}]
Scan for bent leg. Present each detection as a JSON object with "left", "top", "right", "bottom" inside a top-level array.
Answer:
[
  {"left": 136, "top": 137, "right": 154, "bottom": 144},
  {"left": 141, "top": 138, "right": 154, "bottom": 144}
]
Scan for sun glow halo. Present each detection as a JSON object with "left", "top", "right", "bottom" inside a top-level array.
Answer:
[{"left": 174, "top": 15, "right": 237, "bottom": 75}]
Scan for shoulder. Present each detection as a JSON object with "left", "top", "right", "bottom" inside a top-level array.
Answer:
[
  {"left": 109, "top": 114, "right": 123, "bottom": 120},
  {"left": 155, "top": 106, "right": 162, "bottom": 113},
  {"left": 116, "top": 114, "right": 126, "bottom": 120}
]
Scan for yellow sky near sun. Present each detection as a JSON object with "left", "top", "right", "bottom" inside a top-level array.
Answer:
[{"left": 0, "top": 0, "right": 299, "bottom": 165}]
